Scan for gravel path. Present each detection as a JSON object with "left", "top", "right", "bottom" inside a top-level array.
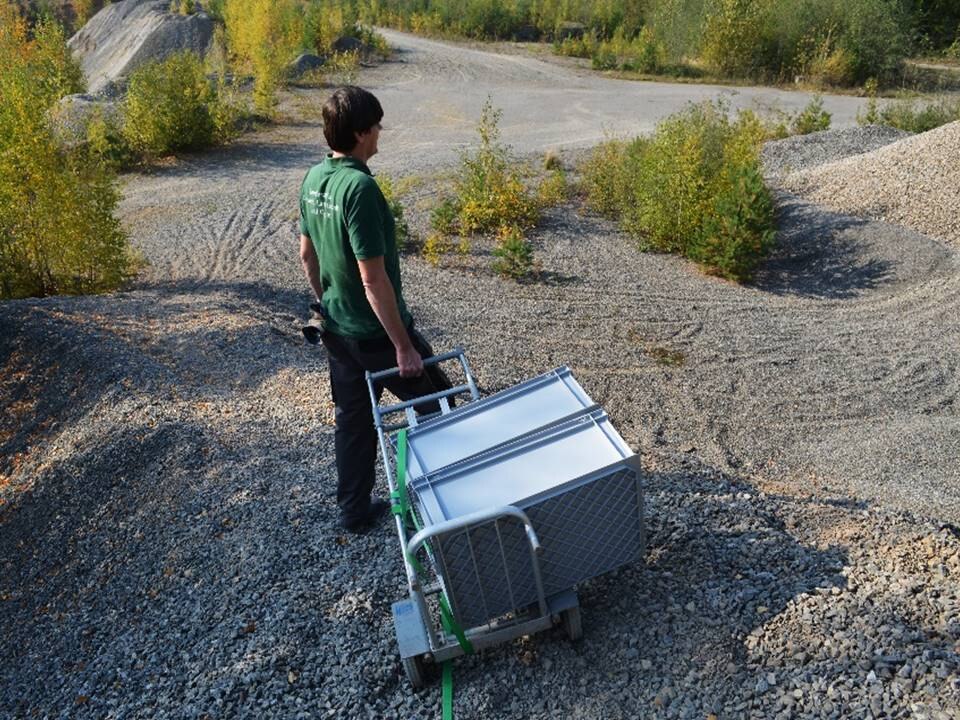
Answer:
[{"left": 2, "top": 30, "right": 960, "bottom": 720}]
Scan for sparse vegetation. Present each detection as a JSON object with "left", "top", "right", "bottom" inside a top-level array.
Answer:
[
  {"left": 790, "top": 94, "right": 832, "bottom": 135},
  {"left": 375, "top": 174, "right": 410, "bottom": 249},
  {"left": 579, "top": 101, "right": 775, "bottom": 282},
  {"left": 0, "top": 12, "right": 135, "bottom": 299},
  {"left": 425, "top": 100, "right": 569, "bottom": 280},
  {"left": 122, "top": 52, "right": 242, "bottom": 160},
  {"left": 858, "top": 79, "right": 960, "bottom": 132}
]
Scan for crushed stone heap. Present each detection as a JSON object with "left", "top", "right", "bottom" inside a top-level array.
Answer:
[
  {"left": 782, "top": 120, "right": 960, "bottom": 248},
  {"left": 68, "top": 0, "right": 213, "bottom": 95}
]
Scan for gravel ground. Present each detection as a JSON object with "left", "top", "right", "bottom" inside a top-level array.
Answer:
[
  {"left": 3, "top": 30, "right": 960, "bottom": 720},
  {"left": 781, "top": 121, "right": 960, "bottom": 248},
  {"left": 760, "top": 125, "right": 912, "bottom": 179}
]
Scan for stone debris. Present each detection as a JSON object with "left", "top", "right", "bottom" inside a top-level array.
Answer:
[{"left": 781, "top": 121, "right": 960, "bottom": 248}]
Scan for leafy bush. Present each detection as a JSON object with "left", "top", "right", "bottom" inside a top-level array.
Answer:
[
  {"left": 225, "top": 0, "right": 305, "bottom": 114},
  {"left": 374, "top": 174, "right": 410, "bottom": 249},
  {"left": 579, "top": 101, "right": 775, "bottom": 281},
  {"left": 453, "top": 99, "right": 539, "bottom": 235},
  {"left": 492, "top": 225, "right": 534, "bottom": 279},
  {"left": 536, "top": 168, "right": 568, "bottom": 206},
  {"left": 791, "top": 94, "right": 831, "bottom": 134},
  {"left": 122, "top": 52, "right": 236, "bottom": 159},
  {"left": 859, "top": 92, "right": 960, "bottom": 132},
  {"left": 430, "top": 197, "right": 459, "bottom": 235},
  {"left": 701, "top": 0, "right": 774, "bottom": 77},
  {"left": 0, "top": 14, "right": 134, "bottom": 299},
  {"left": 690, "top": 163, "right": 775, "bottom": 280}
]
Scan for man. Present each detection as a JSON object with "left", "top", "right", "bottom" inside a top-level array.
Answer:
[{"left": 299, "top": 86, "right": 449, "bottom": 533}]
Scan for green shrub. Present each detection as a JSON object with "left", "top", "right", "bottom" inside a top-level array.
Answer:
[
  {"left": 579, "top": 101, "right": 775, "bottom": 281},
  {"left": 122, "top": 52, "right": 235, "bottom": 159},
  {"left": 536, "top": 167, "right": 568, "bottom": 206},
  {"left": 690, "top": 163, "right": 775, "bottom": 280},
  {"left": 791, "top": 94, "right": 831, "bottom": 134},
  {"left": 453, "top": 99, "right": 538, "bottom": 235},
  {"left": 374, "top": 174, "right": 410, "bottom": 249},
  {"left": 492, "top": 225, "right": 534, "bottom": 279},
  {"left": 859, "top": 93, "right": 960, "bottom": 132},
  {"left": 701, "top": 0, "right": 774, "bottom": 77},
  {"left": 430, "top": 197, "right": 459, "bottom": 235},
  {"left": 839, "top": 0, "right": 911, "bottom": 84},
  {"left": 0, "top": 14, "right": 134, "bottom": 299}
]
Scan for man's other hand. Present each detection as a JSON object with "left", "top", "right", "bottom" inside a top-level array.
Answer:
[{"left": 397, "top": 345, "right": 424, "bottom": 378}]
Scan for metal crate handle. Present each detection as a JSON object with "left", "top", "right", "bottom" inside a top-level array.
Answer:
[{"left": 407, "top": 505, "right": 549, "bottom": 623}]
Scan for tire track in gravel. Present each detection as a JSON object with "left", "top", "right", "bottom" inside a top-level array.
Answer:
[{"left": 112, "top": 28, "right": 960, "bottom": 519}]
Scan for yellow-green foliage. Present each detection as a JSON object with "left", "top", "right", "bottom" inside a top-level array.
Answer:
[
  {"left": 580, "top": 102, "right": 775, "bottom": 282},
  {"left": 536, "top": 168, "right": 567, "bottom": 206},
  {"left": 374, "top": 173, "right": 410, "bottom": 249},
  {"left": 224, "top": 0, "right": 305, "bottom": 114},
  {"left": 701, "top": 0, "right": 774, "bottom": 77},
  {"left": 455, "top": 99, "right": 539, "bottom": 235},
  {"left": 122, "top": 52, "right": 236, "bottom": 159},
  {"left": 0, "top": 14, "right": 133, "bottom": 299},
  {"left": 591, "top": 25, "right": 666, "bottom": 72}
]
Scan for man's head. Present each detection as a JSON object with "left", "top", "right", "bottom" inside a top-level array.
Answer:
[{"left": 322, "top": 86, "right": 383, "bottom": 159}]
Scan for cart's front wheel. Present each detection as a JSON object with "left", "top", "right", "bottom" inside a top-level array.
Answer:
[
  {"left": 561, "top": 606, "right": 582, "bottom": 641},
  {"left": 402, "top": 655, "right": 426, "bottom": 688}
]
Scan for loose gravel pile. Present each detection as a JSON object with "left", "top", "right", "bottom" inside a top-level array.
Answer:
[
  {"left": 3, "top": 30, "right": 960, "bottom": 720},
  {"left": 761, "top": 125, "right": 912, "bottom": 179},
  {"left": 781, "top": 121, "right": 960, "bottom": 248}
]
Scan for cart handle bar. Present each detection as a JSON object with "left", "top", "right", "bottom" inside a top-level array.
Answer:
[
  {"left": 407, "top": 505, "right": 543, "bottom": 560},
  {"left": 368, "top": 347, "right": 468, "bottom": 381},
  {"left": 366, "top": 347, "right": 480, "bottom": 429}
]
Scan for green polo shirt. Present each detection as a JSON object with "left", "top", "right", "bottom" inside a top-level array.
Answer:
[{"left": 299, "top": 155, "right": 410, "bottom": 339}]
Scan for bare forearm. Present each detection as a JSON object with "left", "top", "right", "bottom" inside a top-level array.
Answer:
[
  {"left": 363, "top": 277, "right": 414, "bottom": 352},
  {"left": 299, "top": 234, "right": 323, "bottom": 300}
]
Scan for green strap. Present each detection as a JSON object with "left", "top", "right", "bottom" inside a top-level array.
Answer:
[
  {"left": 394, "top": 428, "right": 473, "bottom": 720},
  {"left": 442, "top": 661, "right": 454, "bottom": 720},
  {"left": 439, "top": 595, "right": 474, "bottom": 655},
  {"left": 395, "top": 429, "right": 410, "bottom": 519}
]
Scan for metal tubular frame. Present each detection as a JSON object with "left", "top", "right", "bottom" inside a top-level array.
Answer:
[{"left": 367, "top": 349, "right": 554, "bottom": 658}]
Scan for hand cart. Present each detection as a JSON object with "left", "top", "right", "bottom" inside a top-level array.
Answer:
[{"left": 366, "top": 348, "right": 644, "bottom": 688}]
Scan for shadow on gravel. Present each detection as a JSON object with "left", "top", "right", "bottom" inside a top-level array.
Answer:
[
  {"left": 450, "top": 458, "right": 852, "bottom": 718},
  {"left": 124, "top": 140, "right": 325, "bottom": 182},
  {"left": 753, "top": 194, "right": 893, "bottom": 299}
]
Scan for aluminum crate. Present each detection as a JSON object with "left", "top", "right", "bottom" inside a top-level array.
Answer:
[
  {"left": 408, "top": 408, "right": 644, "bottom": 628},
  {"left": 394, "top": 366, "right": 595, "bottom": 481}
]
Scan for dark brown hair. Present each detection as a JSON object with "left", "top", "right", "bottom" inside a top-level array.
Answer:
[{"left": 322, "top": 86, "right": 383, "bottom": 153}]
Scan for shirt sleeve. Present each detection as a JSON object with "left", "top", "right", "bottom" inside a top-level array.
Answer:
[
  {"left": 298, "top": 170, "right": 312, "bottom": 237},
  {"left": 344, "top": 179, "right": 386, "bottom": 260}
]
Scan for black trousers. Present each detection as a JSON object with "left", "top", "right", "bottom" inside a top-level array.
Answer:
[{"left": 320, "top": 322, "right": 452, "bottom": 522}]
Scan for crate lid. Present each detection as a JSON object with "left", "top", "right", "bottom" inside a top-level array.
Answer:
[
  {"left": 409, "top": 407, "right": 633, "bottom": 526},
  {"left": 397, "top": 366, "right": 594, "bottom": 481}
]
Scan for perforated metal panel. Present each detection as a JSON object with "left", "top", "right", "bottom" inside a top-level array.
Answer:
[{"left": 416, "top": 466, "right": 643, "bottom": 628}]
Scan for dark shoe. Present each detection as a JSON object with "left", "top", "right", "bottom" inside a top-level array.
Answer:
[{"left": 341, "top": 498, "right": 389, "bottom": 534}]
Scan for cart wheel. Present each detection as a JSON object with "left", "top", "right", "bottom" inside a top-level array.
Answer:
[
  {"left": 402, "top": 655, "right": 426, "bottom": 689},
  {"left": 561, "top": 606, "right": 582, "bottom": 641}
]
